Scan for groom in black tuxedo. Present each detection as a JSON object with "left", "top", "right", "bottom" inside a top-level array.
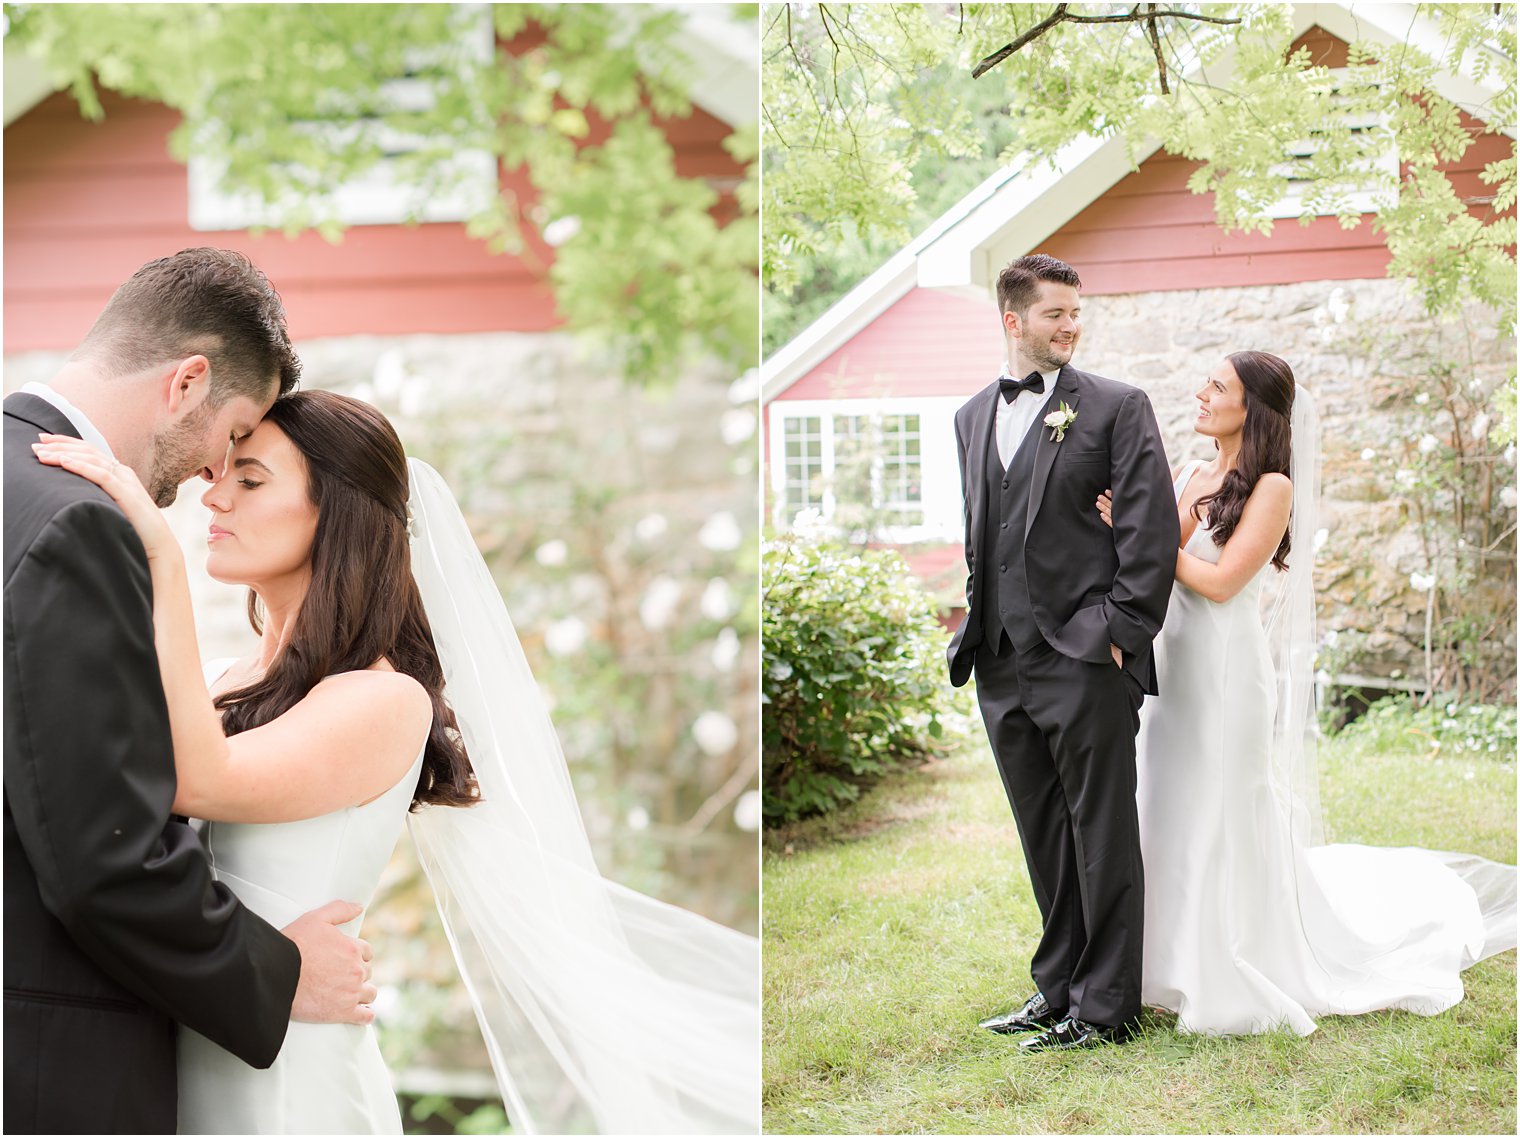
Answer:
[
  {"left": 949, "top": 254, "right": 1178, "bottom": 1050},
  {"left": 5, "top": 249, "right": 377, "bottom": 1133}
]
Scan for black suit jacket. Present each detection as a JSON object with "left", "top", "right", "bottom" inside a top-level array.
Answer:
[
  {"left": 3, "top": 393, "right": 300, "bottom": 1135},
  {"left": 947, "top": 366, "right": 1179, "bottom": 690}
]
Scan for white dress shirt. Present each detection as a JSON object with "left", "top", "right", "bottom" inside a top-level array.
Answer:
[
  {"left": 994, "top": 367, "right": 1061, "bottom": 468},
  {"left": 19, "top": 382, "right": 118, "bottom": 460}
]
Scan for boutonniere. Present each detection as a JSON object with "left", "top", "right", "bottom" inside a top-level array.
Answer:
[{"left": 1045, "top": 402, "right": 1077, "bottom": 442}]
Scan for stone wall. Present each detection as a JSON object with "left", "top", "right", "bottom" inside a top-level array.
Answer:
[
  {"left": 3, "top": 333, "right": 761, "bottom": 923},
  {"left": 1071, "top": 277, "right": 1517, "bottom": 693}
]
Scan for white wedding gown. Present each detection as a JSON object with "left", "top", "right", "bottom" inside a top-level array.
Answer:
[
  {"left": 1136, "top": 460, "right": 1513, "bottom": 1036},
  {"left": 177, "top": 661, "right": 422, "bottom": 1134}
]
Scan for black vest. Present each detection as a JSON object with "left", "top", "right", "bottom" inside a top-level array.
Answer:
[{"left": 980, "top": 390, "right": 1060, "bottom": 652}]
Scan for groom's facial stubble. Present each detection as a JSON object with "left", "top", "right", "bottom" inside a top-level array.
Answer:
[
  {"left": 1004, "top": 281, "right": 1082, "bottom": 375},
  {"left": 143, "top": 362, "right": 272, "bottom": 507}
]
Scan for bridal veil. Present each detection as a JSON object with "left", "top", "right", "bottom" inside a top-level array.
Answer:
[
  {"left": 404, "top": 458, "right": 759, "bottom": 1134},
  {"left": 1265, "top": 387, "right": 1515, "bottom": 967}
]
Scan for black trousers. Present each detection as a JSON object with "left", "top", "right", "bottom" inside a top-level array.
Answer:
[{"left": 973, "top": 634, "right": 1146, "bottom": 1027}]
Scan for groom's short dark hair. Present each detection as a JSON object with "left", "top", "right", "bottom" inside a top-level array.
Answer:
[
  {"left": 73, "top": 247, "right": 301, "bottom": 405},
  {"left": 997, "top": 254, "right": 1082, "bottom": 317}
]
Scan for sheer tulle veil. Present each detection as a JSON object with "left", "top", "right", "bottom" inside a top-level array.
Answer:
[
  {"left": 1266, "top": 386, "right": 1515, "bottom": 964},
  {"left": 403, "top": 458, "right": 759, "bottom": 1134}
]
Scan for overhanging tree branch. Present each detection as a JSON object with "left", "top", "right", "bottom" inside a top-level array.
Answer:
[{"left": 971, "top": 4, "right": 1242, "bottom": 82}]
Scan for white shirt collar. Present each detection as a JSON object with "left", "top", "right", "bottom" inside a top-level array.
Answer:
[{"left": 19, "top": 383, "right": 118, "bottom": 460}]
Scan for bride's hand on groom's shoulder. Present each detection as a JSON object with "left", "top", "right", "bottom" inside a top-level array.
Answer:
[
  {"left": 283, "top": 899, "right": 378, "bottom": 1026},
  {"left": 32, "top": 434, "right": 179, "bottom": 563},
  {"left": 1095, "top": 489, "right": 1113, "bottom": 528}
]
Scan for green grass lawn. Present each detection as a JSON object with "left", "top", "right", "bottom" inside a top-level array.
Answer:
[{"left": 762, "top": 719, "right": 1516, "bottom": 1134}]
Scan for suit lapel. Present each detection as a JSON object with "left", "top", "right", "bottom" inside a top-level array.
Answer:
[
  {"left": 965, "top": 383, "right": 999, "bottom": 561},
  {"left": 1024, "top": 367, "right": 1082, "bottom": 539}
]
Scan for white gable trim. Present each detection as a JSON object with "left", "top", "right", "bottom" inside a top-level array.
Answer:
[
  {"left": 3, "top": 45, "right": 58, "bottom": 126},
  {"left": 665, "top": 3, "right": 759, "bottom": 128}
]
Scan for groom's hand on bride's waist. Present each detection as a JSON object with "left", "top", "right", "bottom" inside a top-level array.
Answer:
[{"left": 283, "top": 899, "right": 378, "bottom": 1025}]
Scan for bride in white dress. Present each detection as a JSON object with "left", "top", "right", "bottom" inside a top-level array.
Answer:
[
  {"left": 1098, "top": 350, "right": 1515, "bottom": 1037},
  {"left": 35, "top": 389, "right": 759, "bottom": 1134}
]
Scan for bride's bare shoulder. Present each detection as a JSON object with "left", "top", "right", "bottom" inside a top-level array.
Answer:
[{"left": 1251, "top": 472, "right": 1292, "bottom": 499}]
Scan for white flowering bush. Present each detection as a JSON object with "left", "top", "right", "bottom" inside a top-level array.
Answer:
[
  {"left": 1335, "top": 696, "right": 1518, "bottom": 760},
  {"left": 1333, "top": 320, "right": 1516, "bottom": 703}
]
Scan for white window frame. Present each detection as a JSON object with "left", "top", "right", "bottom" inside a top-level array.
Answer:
[
  {"left": 1265, "top": 67, "right": 1397, "bottom": 220},
  {"left": 189, "top": 6, "right": 497, "bottom": 231},
  {"left": 768, "top": 396, "right": 965, "bottom": 544}
]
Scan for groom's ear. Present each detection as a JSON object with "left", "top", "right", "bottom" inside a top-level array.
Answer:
[
  {"left": 1002, "top": 307, "right": 1023, "bottom": 340},
  {"left": 164, "top": 355, "right": 213, "bottom": 418}
]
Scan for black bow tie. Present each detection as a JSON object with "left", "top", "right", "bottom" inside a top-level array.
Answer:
[{"left": 999, "top": 371, "right": 1045, "bottom": 403}]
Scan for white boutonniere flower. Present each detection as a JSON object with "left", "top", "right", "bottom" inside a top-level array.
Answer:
[{"left": 1045, "top": 402, "right": 1077, "bottom": 442}]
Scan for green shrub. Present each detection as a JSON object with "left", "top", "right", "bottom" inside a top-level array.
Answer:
[
  {"left": 1331, "top": 694, "right": 1518, "bottom": 759},
  {"left": 762, "top": 534, "right": 954, "bottom": 823}
]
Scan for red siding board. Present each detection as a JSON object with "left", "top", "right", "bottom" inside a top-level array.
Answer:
[
  {"left": 1069, "top": 247, "right": 1394, "bottom": 295},
  {"left": 5, "top": 77, "right": 744, "bottom": 352},
  {"left": 1060, "top": 191, "right": 1220, "bottom": 232},
  {"left": 1046, "top": 215, "right": 1389, "bottom": 266}
]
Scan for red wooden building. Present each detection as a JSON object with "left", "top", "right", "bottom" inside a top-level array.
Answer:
[
  {"left": 4, "top": 8, "right": 753, "bottom": 355},
  {"left": 761, "top": 4, "right": 1513, "bottom": 608}
]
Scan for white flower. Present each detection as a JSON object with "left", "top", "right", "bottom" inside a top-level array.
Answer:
[
  {"left": 728, "top": 369, "right": 760, "bottom": 405},
  {"left": 720, "top": 407, "right": 756, "bottom": 445},
  {"left": 1409, "top": 571, "right": 1436, "bottom": 592},
  {"left": 535, "top": 539, "right": 569, "bottom": 567},
  {"left": 639, "top": 576, "right": 682, "bottom": 630},
  {"left": 1395, "top": 468, "right": 1417, "bottom": 489},
  {"left": 544, "top": 616, "right": 588, "bottom": 657},
  {"left": 733, "top": 789, "right": 761, "bottom": 833},
  {"left": 1463, "top": 769, "right": 1476, "bottom": 782},
  {"left": 634, "top": 513, "right": 668, "bottom": 543},
  {"left": 1504, "top": 444, "right": 1516, "bottom": 466},
  {"left": 790, "top": 508, "right": 827, "bottom": 537},
  {"left": 692, "top": 710, "right": 738, "bottom": 756},
  {"left": 1414, "top": 391, "right": 1430, "bottom": 405},
  {"left": 1418, "top": 434, "right": 1439, "bottom": 454},
  {"left": 1043, "top": 402, "right": 1078, "bottom": 441},
  {"left": 1323, "top": 628, "right": 1339, "bottom": 647},
  {"left": 1313, "top": 527, "right": 1329, "bottom": 552},
  {"left": 626, "top": 805, "right": 650, "bottom": 831},
  {"left": 1360, "top": 448, "right": 1377, "bottom": 461},
  {"left": 1471, "top": 413, "right": 1491, "bottom": 440},
  {"left": 372, "top": 350, "right": 407, "bottom": 401},
  {"left": 700, "top": 577, "right": 734, "bottom": 621},
  {"left": 699, "top": 511, "right": 743, "bottom": 552},
  {"left": 1500, "top": 486, "right": 1517, "bottom": 510},
  {"left": 711, "top": 627, "right": 741, "bottom": 672},
  {"left": 542, "top": 215, "right": 581, "bottom": 246},
  {"left": 399, "top": 377, "right": 430, "bottom": 419}
]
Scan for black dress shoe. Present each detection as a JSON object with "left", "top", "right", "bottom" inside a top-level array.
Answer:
[
  {"left": 978, "top": 991, "right": 1065, "bottom": 1034},
  {"left": 1016, "top": 1015, "right": 1136, "bottom": 1052}
]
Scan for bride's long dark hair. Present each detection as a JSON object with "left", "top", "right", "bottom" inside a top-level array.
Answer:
[
  {"left": 213, "top": 390, "right": 478, "bottom": 810},
  {"left": 1193, "top": 350, "right": 1296, "bottom": 572}
]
